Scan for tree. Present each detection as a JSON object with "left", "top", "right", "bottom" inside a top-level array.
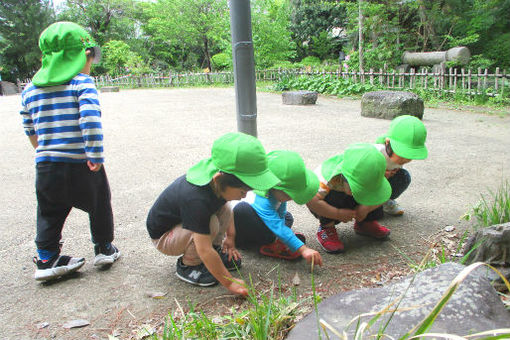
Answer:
[
  {"left": 58, "top": 0, "right": 139, "bottom": 46},
  {"left": 290, "top": 0, "right": 347, "bottom": 60},
  {"left": 250, "top": 0, "right": 297, "bottom": 68},
  {"left": 141, "top": 0, "right": 229, "bottom": 71},
  {"left": 0, "top": 0, "right": 55, "bottom": 82}
]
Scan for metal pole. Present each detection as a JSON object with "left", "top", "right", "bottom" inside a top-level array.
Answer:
[{"left": 229, "top": 0, "right": 257, "bottom": 137}]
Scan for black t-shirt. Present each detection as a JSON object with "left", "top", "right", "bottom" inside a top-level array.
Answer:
[{"left": 146, "top": 175, "right": 226, "bottom": 239}]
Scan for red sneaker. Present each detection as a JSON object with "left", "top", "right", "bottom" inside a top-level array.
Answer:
[
  {"left": 354, "top": 221, "right": 391, "bottom": 239},
  {"left": 259, "top": 239, "right": 301, "bottom": 260},
  {"left": 316, "top": 226, "right": 344, "bottom": 253}
]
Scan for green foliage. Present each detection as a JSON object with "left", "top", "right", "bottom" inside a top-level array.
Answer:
[
  {"left": 274, "top": 74, "right": 377, "bottom": 96},
  {"left": 102, "top": 40, "right": 131, "bottom": 76},
  {"left": 289, "top": 0, "right": 347, "bottom": 60},
  {"left": 156, "top": 277, "right": 304, "bottom": 340},
  {"left": 140, "top": 0, "right": 230, "bottom": 72},
  {"left": 251, "top": 0, "right": 297, "bottom": 69},
  {"left": 211, "top": 52, "right": 231, "bottom": 71},
  {"left": 463, "top": 180, "right": 510, "bottom": 229},
  {"left": 299, "top": 56, "right": 320, "bottom": 67},
  {"left": 0, "top": 0, "right": 55, "bottom": 82},
  {"left": 58, "top": 0, "right": 139, "bottom": 46}
]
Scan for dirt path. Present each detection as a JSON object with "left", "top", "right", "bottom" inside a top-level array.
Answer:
[{"left": 1, "top": 88, "right": 509, "bottom": 339}]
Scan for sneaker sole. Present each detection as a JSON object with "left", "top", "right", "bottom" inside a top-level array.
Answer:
[
  {"left": 175, "top": 272, "right": 218, "bottom": 287},
  {"left": 35, "top": 260, "right": 85, "bottom": 281},
  {"left": 94, "top": 251, "right": 121, "bottom": 267},
  {"left": 354, "top": 230, "right": 391, "bottom": 240}
]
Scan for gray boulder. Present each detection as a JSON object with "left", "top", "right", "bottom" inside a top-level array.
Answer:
[
  {"left": 287, "top": 263, "right": 510, "bottom": 340},
  {"left": 361, "top": 91, "right": 424, "bottom": 120},
  {"left": 0, "top": 81, "right": 19, "bottom": 95},
  {"left": 464, "top": 223, "right": 510, "bottom": 266},
  {"left": 282, "top": 91, "right": 318, "bottom": 105},
  {"left": 100, "top": 86, "right": 120, "bottom": 93}
]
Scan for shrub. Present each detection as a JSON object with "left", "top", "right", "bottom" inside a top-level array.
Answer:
[{"left": 211, "top": 53, "right": 231, "bottom": 71}]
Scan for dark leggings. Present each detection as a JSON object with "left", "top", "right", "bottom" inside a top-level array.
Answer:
[
  {"left": 35, "top": 162, "right": 114, "bottom": 253},
  {"left": 233, "top": 201, "right": 293, "bottom": 248}
]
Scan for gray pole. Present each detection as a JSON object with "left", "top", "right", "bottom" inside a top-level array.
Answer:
[{"left": 229, "top": 0, "right": 257, "bottom": 137}]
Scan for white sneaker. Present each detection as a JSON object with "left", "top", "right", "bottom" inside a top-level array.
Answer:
[{"left": 383, "top": 200, "right": 404, "bottom": 216}]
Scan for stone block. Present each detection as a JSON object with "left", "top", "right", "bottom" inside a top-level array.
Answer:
[
  {"left": 0, "top": 81, "right": 19, "bottom": 95},
  {"left": 100, "top": 86, "right": 120, "bottom": 93},
  {"left": 282, "top": 90, "right": 318, "bottom": 105},
  {"left": 361, "top": 90, "right": 424, "bottom": 120}
]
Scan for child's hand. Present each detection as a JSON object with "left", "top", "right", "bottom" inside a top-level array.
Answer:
[
  {"left": 337, "top": 208, "right": 356, "bottom": 222},
  {"left": 87, "top": 161, "right": 102, "bottom": 172},
  {"left": 299, "top": 246, "right": 323, "bottom": 267},
  {"left": 222, "top": 237, "right": 241, "bottom": 261},
  {"left": 226, "top": 278, "right": 248, "bottom": 296}
]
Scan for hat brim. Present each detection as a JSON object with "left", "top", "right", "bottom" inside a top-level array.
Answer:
[
  {"left": 234, "top": 169, "right": 280, "bottom": 191},
  {"left": 390, "top": 138, "right": 428, "bottom": 160},
  {"left": 277, "top": 169, "right": 319, "bottom": 205},
  {"left": 350, "top": 176, "right": 391, "bottom": 206},
  {"left": 33, "top": 48, "right": 86, "bottom": 87},
  {"left": 186, "top": 158, "right": 218, "bottom": 186}
]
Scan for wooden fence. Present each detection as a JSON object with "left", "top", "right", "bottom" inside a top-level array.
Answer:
[{"left": 16, "top": 67, "right": 509, "bottom": 96}]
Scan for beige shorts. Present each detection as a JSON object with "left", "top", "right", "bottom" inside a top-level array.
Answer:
[{"left": 151, "top": 202, "right": 233, "bottom": 266}]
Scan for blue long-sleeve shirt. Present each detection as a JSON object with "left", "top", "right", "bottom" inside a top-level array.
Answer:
[
  {"left": 245, "top": 192, "right": 304, "bottom": 252},
  {"left": 20, "top": 73, "right": 104, "bottom": 164}
]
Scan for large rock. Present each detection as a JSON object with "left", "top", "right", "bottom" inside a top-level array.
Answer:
[
  {"left": 361, "top": 91, "right": 424, "bottom": 120},
  {"left": 100, "top": 86, "right": 120, "bottom": 93},
  {"left": 287, "top": 263, "right": 510, "bottom": 340},
  {"left": 0, "top": 81, "right": 19, "bottom": 95},
  {"left": 464, "top": 223, "right": 510, "bottom": 266},
  {"left": 282, "top": 91, "right": 318, "bottom": 105}
]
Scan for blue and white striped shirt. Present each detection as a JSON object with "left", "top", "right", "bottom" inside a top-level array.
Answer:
[{"left": 20, "top": 73, "right": 104, "bottom": 164}]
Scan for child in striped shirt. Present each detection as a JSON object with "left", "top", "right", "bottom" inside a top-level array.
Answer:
[{"left": 20, "top": 22, "right": 120, "bottom": 282}]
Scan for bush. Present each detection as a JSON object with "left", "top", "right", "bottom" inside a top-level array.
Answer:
[
  {"left": 273, "top": 74, "right": 377, "bottom": 96},
  {"left": 299, "top": 56, "right": 321, "bottom": 66},
  {"left": 211, "top": 53, "right": 231, "bottom": 71}
]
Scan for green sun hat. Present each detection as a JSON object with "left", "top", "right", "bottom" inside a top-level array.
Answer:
[
  {"left": 186, "top": 132, "right": 280, "bottom": 191},
  {"left": 321, "top": 144, "right": 391, "bottom": 206},
  {"left": 255, "top": 150, "right": 319, "bottom": 204},
  {"left": 33, "top": 22, "right": 100, "bottom": 87},
  {"left": 376, "top": 115, "right": 428, "bottom": 160}
]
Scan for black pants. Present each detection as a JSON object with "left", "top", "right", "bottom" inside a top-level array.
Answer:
[
  {"left": 35, "top": 162, "right": 114, "bottom": 253},
  {"left": 311, "top": 168, "right": 411, "bottom": 226},
  {"left": 233, "top": 201, "right": 293, "bottom": 249}
]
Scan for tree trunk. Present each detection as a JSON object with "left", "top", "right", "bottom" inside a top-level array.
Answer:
[
  {"left": 203, "top": 36, "right": 211, "bottom": 71},
  {"left": 358, "top": 0, "right": 364, "bottom": 72}
]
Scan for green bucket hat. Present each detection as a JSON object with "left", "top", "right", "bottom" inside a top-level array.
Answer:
[
  {"left": 186, "top": 132, "right": 280, "bottom": 191},
  {"left": 377, "top": 115, "right": 428, "bottom": 160},
  {"left": 33, "top": 22, "right": 100, "bottom": 87},
  {"left": 255, "top": 150, "right": 319, "bottom": 204},
  {"left": 321, "top": 144, "right": 391, "bottom": 206}
]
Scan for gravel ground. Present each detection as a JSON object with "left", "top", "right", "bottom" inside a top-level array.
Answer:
[{"left": 1, "top": 88, "right": 509, "bottom": 339}]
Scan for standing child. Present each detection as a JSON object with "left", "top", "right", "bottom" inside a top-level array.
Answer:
[
  {"left": 373, "top": 115, "right": 428, "bottom": 216},
  {"left": 146, "top": 132, "right": 280, "bottom": 296},
  {"left": 20, "top": 22, "right": 120, "bottom": 281},
  {"left": 307, "top": 144, "right": 391, "bottom": 253},
  {"left": 233, "top": 150, "right": 323, "bottom": 266}
]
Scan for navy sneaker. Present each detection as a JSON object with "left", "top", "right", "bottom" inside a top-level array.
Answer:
[
  {"left": 94, "top": 243, "right": 121, "bottom": 267},
  {"left": 34, "top": 255, "right": 85, "bottom": 281},
  {"left": 175, "top": 257, "right": 218, "bottom": 287},
  {"left": 213, "top": 245, "right": 242, "bottom": 271}
]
